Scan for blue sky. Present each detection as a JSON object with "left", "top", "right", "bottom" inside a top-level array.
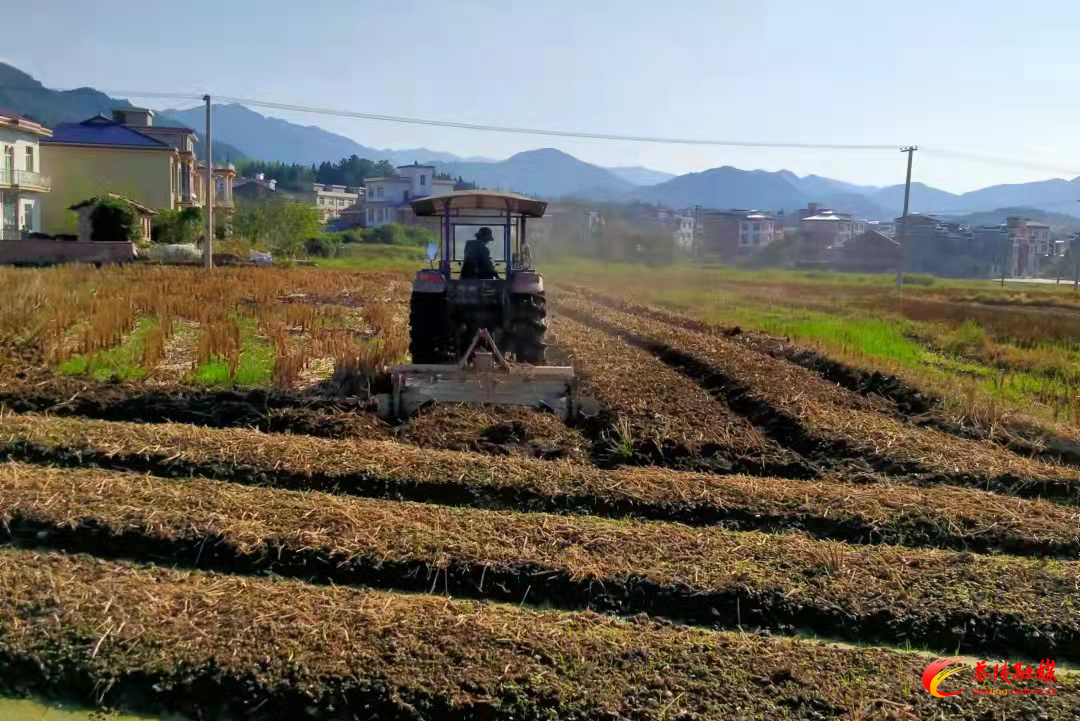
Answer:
[{"left": 7, "top": 0, "right": 1080, "bottom": 192}]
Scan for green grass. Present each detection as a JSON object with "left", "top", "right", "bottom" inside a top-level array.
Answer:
[
  {"left": 316, "top": 243, "right": 426, "bottom": 271},
  {"left": 192, "top": 317, "right": 274, "bottom": 387},
  {"left": 58, "top": 316, "right": 159, "bottom": 382}
]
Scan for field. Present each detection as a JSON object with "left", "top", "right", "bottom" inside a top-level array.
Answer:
[{"left": 0, "top": 263, "right": 1078, "bottom": 720}]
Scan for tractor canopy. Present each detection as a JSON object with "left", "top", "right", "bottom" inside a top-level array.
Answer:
[
  {"left": 410, "top": 190, "right": 547, "bottom": 218},
  {"left": 410, "top": 191, "right": 547, "bottom": 277}
]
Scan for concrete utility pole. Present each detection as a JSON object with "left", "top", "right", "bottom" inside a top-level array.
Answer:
[
  {"left": 203, "top": 94, "right": 213, "bottom": 268},
  {"left": 895, "top": 146, "right": 917, "bottom": 289}
]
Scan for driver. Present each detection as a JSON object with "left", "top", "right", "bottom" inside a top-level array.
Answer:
[{"left": 461, "top": 227, "right": 500, "bottom": 279}]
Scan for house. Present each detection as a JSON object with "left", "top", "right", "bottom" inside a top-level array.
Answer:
[
  {"left": 0, "top": 109, "right": 52, "bottom": 240},
  {"left": 40, "top": 109, "right": 233, "bottom": 234},
  {"left": 799, "top": 206, "right": 854, "bottom": 258},
  {"left": 344, "top": 163, "right": 455, "bottom": 228},
  {"left": 313, "top": 183, "right": 361, "bottom": 223},
  {"left": 897, "top": 214, "right": 1004, "bottom": 278},
  {"left": 695, "top": 209, "right": 780, "bottom": 261},
  {"left": 674, "top": 210, "right": 695, "bottom": 251},
  {"left": 829, "top": 230, "right": 900, "bottom": 272},
  {"left": 1003, "top": 217, "right": 1052, "bottom": 277}
]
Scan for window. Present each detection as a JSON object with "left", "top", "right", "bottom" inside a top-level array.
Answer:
[
  {"left": 366, "top": 208, "right": 373, "bottom": 224},
  {"left": 420, "top": 175, "right": 426, "bottom": 186},
  {"left": 752, "top": 222, "right": 761, "bottom": 231},
  {"left": 22, "top": 202, "right": 33, "bottom": 231},
  {"left": 24, "top": 147, "right": 34, "bottom": 173}
]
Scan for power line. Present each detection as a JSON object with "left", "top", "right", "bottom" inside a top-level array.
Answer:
[
  {"left": 921, "top": 147, "right": 1080, "bottom": 178},
  {"left": 99, "top": 88, "right": 903, "bottom": 151}
]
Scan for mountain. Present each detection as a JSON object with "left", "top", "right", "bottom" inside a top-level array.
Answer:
[
  {"left": 434, "top": 148, "right": 634, "bottom": 198},
  {"left": 945, "top": 206, "right": 1080, "bottom": 233},
  {"left": 869, "top": 182, "right": 962, "bottom": 215},
  {"left": 162, "top": 103, "right": 487, "bottom": 167},
  {"left": 632, "top": 166, "right": 808, "bottom": 211},
  {"left": 162, "top": 103, "right": 379, "bottom": 166},
  {"left": 606, "top": 166, "right": 677, "bottom": 186},
  {"left": 957, "top": 178, "right": 1080, "bottom": 216},
  {"left": 0, "top": 63, "right": 246, "bottom": 162},
  {"left": 782, "top": 171, "right": 878, "bottom": 198}
]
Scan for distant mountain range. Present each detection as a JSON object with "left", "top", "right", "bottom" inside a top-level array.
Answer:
[
  {"left": 5, "top": 62, "right": 1080, "bottom": 220},
  {"left": 161, "top": 103, "right": 496, "bottom": 167},
  {"left": 0, "top": 63, "right": 245, "bottom": 163}
]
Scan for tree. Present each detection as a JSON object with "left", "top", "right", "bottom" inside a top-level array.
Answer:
[
  {"left": 152, "top": 207, "right": 203, "bottom": 244},
  {"left": 233, "top": 198, "right": 321, "bottom": 259},
  {"left": 90, "top": 197, "right": 138, "bottom": 242}
]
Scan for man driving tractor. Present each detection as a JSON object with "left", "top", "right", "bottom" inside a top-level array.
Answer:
[{"left": 461, "top": 226, "right": 500, "bottom": 279}]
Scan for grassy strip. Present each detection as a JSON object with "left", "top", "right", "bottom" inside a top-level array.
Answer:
[
  {"left": 551, "top": 315, "right": 808, "bottom": 475},
  {"left": 1, "top": 463, "right": 1079, "bottom": 662},
  {"left": 192, "top": 317, "right": 274, "bottom": 387},
  {"left": 0, "top": 415, "right": 1078, "bottom": 557},
  {"left": 5, "top": 550, "right": 1075, "bottom": 721},
  {"left": 57, "top": 315, "right": 159, "bottom": 382},
  {"left": 554, "top": 296, "right": 1080, "bottom": 488}
]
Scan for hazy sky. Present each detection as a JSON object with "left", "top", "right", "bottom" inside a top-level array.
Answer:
[{"left": 7, "top": 0, "right": 1080, "bottom": 192}]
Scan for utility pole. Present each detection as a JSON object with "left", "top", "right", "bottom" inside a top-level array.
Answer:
[
  {"left": 203, "top": 94, "right": 213, "bottom": 269},
  {"left": 895, "top": 146, "right": 917, "bottom": 289}
]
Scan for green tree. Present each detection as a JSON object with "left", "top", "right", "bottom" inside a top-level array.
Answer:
[
  {"left": 233, "top": 198, "right": 321, "bottom": 259},
  {"left": 90, "top": 198, "right": 138, "bottom": 242},
  {"left": 152, "top": 207, "right": 203, "bottom": 244}
]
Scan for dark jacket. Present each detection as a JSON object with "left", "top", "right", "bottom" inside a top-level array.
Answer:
[{"left": 461, "top": 239, "right": 499, "bottom": 279}]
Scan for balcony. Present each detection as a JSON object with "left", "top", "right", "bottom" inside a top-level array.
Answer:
[{"left": 0, "top": 168, "right": 51, "bottom": 192}]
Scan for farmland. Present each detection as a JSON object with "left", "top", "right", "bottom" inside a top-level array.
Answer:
[{"left": 0, "top": 263, "right": 1078, "bottom": 720}]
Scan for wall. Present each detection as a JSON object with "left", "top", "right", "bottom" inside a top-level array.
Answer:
[
  {"left": 0, "top": 238, "right": 136, "bottom": 265},
  {"left": 0, "top": 127, "right": 41, "bottom": 173},
  {"left": 39, "top": 144, "right": 174, "bottom": 234}
]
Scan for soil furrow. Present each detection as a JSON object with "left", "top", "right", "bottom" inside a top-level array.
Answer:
[
  {"left": 5, "top": 550, "right": 1075, "bottom": 721},
  {"left": 0, "top": 382, "right": 388, "bottom": 439},
  {"left": 2, "top": 463, "right": 1078, "bottom": 662},
  {"left": 3, "top": 414, "right": 1078, "bottom": 555},
  {"left": 557, "top": 283, "right": 1080, "bottom": 468},
  {"left": 555, "top": 301, "right": 951, "bottom": 476},
  {"left": 549, "top": 315, "right": 812, "bottom": 476},
  {"left": 553, "top": 297, "right": 1080, "bottom": 500}
]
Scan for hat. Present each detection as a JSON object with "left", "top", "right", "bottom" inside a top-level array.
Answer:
[{"left": 474, "top": 227, "right": 494, "bottom": 242}]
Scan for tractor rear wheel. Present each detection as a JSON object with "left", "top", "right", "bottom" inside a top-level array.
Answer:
[
  {"left": 409, "top": 292, "right": 454, "bottom": 364},
  {"left": 510, "top": 293, "right": 547, "bottom": 364}
]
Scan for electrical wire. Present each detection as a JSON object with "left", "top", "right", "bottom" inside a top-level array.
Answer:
[{"left": 97, "top": 89, "right": 904, "bottom": 151}]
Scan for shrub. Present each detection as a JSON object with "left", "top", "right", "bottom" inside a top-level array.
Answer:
[
  {"left": 361, "top": 223, "right": 434, "bottom": 246},
  {"left": 90, "top": 198, "right": 138, "bottom": 242},
  {"left": 304, "top": 234, "right": 340, "bottom": 258},
  {"left": 152, "top": 207, "right": 203, "bottom": 244},
  {"left": 902, "top": 273, "right": 936, "bottom": 287}
]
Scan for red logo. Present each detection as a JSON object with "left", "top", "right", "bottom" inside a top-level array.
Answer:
[{"left": 923, "top": 657, "right": 971, "bottom": 697}]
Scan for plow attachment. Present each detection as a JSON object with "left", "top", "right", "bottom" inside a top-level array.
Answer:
[{"left": 378, "top": 329, "right": 577, "bottom": 421}]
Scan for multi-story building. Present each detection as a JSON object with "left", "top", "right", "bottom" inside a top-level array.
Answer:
[
  {"left": 799, "top": 206, "right": 854, "bottom": 257},
  {"left": 674, "top": 209, "right": 695, "bottom": 251},
  {"left": 40, "top": 109, "right": 233, "bottom": 234},
  {"left": 695, "top": 209, "right": 779, "bottom": 261},
  {"left": 997, "top": 217, "right": 1053, "bottom": 277},
  {"left": 349, "top": 163, "right": 455, "bottom": 227},
  {"left": 0, "top": 110, "right": 52, "bottom": 239},
  {"left": 314, "top": 183, "right": 361, "bottom": 223}
]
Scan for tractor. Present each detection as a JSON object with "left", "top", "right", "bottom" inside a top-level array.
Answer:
[{"left": 378, "top": 190, "right": 576, "bottom": 420}]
